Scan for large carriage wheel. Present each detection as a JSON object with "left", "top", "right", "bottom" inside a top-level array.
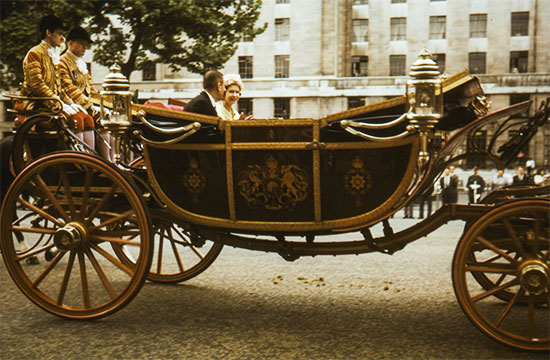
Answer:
[
  {"left": 112, "top": 213, "right": 223, "bottom": 283},
  {"left": 0, "top": 152, "right": 152, "bottom": 319},
  {"left": 452, "top": 199, "right": 549, "bottom": 351}
]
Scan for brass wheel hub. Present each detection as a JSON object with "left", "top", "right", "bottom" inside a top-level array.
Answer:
[
  {"left": 518, "top": 260, "right": 549, "bottom": 296},
  {"left": 54, "top": 222, "right": 87, "bottom": 251}
]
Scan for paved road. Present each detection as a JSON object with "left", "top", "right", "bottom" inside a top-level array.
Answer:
[{"left": 1, "top": 218, "right": 548, "bottom": 359}]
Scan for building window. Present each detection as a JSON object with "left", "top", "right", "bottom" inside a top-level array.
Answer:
[
  {"left": 510, "top": 51, "right": 528, "bottom": 73},
  {"left": 142, "top": 62, "right": 156, "bottom": 81},
  {"left": 469, "top": 52, "right": 486, "bottom": 74},
  {"left": 238, "top": 98, "right": 253, "bottom": 117},
  {"left": 352, "top": 19, "right": 369, "bottom": 42},
  {"left": 241, "top": 33, "right": 253, "bottom": 42},
  {"left": 351, "top": 56, "right": 368, "bottom": 76},
  {"left": 275, "top": 18, "right": 290, "bottom": 41},
  {"left": 470, "top": 14, "right": 487, "bottom": 38},
  {"left": 390, "top": 55, "right": 406, "bottom": 76},
  {"left": 276, "top": 0, "right": 289, "bottom": 3},
  {"left": 433, "top": 53, "right": 445, "bottom": 73},
  {"left": 511, "top": 12, "right": 529, "bottom": 36},
  {"left": 390, "top": 17, "right": 406, "bottom": 41},
  {"left": 274, "top": 98, "right": 290, "bottom": 119},
  {"left": 86, "top": 62, "right": 92, "bottom": 75},
  {"left": 391, "top": 0, "right": 406, "bottom": 3},
  {"left": 275, "top": 55, "right": 290, "bottom": 78},
  {"left": 239, "top": 56, "right": 253, "bottom": 79},
  {"left": 348, "top": 97, "right": 366, "bottom": 109},
  {"left": 510, "top": 94, "right": 530, "bottom": 117},
  {"left": 429, "top": 16, "right": 446, "bottom": 39},
  {"left": 353, "top": 0, "right": 368, "bottom": 4}
]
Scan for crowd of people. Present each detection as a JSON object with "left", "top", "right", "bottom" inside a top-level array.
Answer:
[{"left": 403, "top": 164, "right": 549, "bottom": 219}]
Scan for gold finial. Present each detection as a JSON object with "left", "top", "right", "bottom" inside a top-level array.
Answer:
[{"left": 102, "top": 63, "right": 130, "bottom": 91}]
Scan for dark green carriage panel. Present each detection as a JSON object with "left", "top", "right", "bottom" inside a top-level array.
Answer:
[
  {"left": 232, "top": 150, "right": 314, "bottom": 222},
  {"left": 147, "top": 147, "right": 229, "bottom": 218},
  {"left": 320, "top": 144, "right": 413, "bottom": 220},
  {"left": 232, "top": 126, "right": 312, "bottom": 142}
]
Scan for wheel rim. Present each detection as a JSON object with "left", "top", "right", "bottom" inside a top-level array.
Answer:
[
  {"left": 112, "top": 215, "right": 223, "bottom": 283},
  {"left": 453, "top": 200, "right": 550, "bottom": 351},
  {"left": 0, "top": 152, "right": 152, "bottom": 319}
]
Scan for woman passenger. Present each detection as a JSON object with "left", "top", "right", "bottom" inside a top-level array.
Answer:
[{"left": 216, "top": 74, "right": 252, "bottom": 120}]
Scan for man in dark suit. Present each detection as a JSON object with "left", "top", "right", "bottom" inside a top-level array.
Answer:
[
  {"left": 184, "top": 70, "right": 225, "bottom": 116},
  {"left": 512, "top": 166, "right": 532, "bottom": 185},
  {"left": 440, "top": 167, "right": 459, "bottom": 204}
]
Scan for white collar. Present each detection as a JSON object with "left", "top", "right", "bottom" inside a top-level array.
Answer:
[
  {"left": 43, "top": 41, "right": 61, "bottom": 65},
  {"left": 70, "top": 50, "right": 89, "bottom": 74},
  {"left": 204, "top": 90, "right": 217, "bottom": 108}
]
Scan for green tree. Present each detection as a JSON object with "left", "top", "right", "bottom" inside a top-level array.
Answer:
[{"left": 0, "top": 0, "right": 266, "bottom": 89}]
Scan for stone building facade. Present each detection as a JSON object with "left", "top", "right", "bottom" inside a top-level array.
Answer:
[{"left": 2, "top": 0, "right": 549, "bottom": 167}]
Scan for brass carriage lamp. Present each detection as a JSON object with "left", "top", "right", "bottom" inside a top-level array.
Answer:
[
  {"left": 100, "top": 64, "right": 133, "bottom": 163},
  {"left": 406, "top": 49, "right": 443, "bottom": 164}
]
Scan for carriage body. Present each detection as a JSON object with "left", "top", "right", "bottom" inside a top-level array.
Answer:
[{"left": 1, "top": 61, "right": 548, "bottom": 352}]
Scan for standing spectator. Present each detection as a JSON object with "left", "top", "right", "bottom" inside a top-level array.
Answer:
[
  {"left": 467, "top": 166, "right": 485, "bottom": 204},
  {"left": 440, "top": 168, "right": 458, "bottom": 204},
  {"left": 404, "top": 200, "right": 415, "bottom": 218},
  {"left": 491, "top": 169, "right": 512, "bottom": 190},
  {"left": 418, "top": 185, "right": 434, "bottom": 218},
  {"left": 512, "top": 166, "right": 532, "bottom": 185},
  {"left": 534, "top": 168, "right": 550, "bottom": 186}
]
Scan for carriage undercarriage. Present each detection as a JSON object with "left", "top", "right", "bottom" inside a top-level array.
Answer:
[{"left": 1, "top": 60, "right": 548, "bottom": 351}]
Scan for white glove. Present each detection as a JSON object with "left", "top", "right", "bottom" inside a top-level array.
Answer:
[
  {"left": 72, "top": 103, "right": 87, "bottom": 113},
  {"left": 62, "top": 102, "right": 77, "bottom": 115},
  {"left": 91, "top": 104, "right": 101, "bottom": 113}
]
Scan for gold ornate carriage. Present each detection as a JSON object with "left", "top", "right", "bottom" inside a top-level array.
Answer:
[{"left": 1, "top": 52, "right": 548, "bottom": 351}]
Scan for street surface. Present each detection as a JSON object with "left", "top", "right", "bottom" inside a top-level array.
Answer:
[{"left": 1, "top": 217, "right": 548, "bottom": 359}]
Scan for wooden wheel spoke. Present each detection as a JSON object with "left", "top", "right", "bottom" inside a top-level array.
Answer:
[
  {"left": 477, "top": 236, "right": 519, "bottom": 264},
  {"left": 502, "top": 218, "right": 529, "bottom": 259},
  {"left": 80, "top": 168, "right": 95, "bottom": 220},
  {"left": 168, "top": 227, "right": 185, "bottom": 273},
  {"left": 17, "top": 196, "right": 64, "bottom": 227},
  {"left": 527, "top": 293, "right": 535, "bottom": 339},
  {"left": 91, "top": 209, "right": 135, "bottom": 231},
  {"left": 78, "top": 251, "right": 91, "bottom": 309},
  {"left": 156, "top": 231, "right": 165, "bottom": 274},
  {"left": 90, "top": 243, "right": 134, "bottom": 276},
  {"left": 16, "top": 243, "right": 56, "bottom": 262},
  {"left": 57, "top": 250, "right": 77, "bottom": 305},
  {"left": 471, "top": 278, "right": 519, "bottom": 302},
  {"left": 57, "top": 164, "right": 78, "bottom": 219},
  {"left": 531, "top": 214, "right": 541, "bottom": 255},
  {"left": 32, "top": 250, "right": 67, "bottom": 289},
  {"left": 89, "top": 234, "right": 141, "bottom": 247},
  {"left": 34, "top": 174, "right": 70, "bottom": 223},
  {"left": 173, "top": 226, "right": 204, "bottom": 260},
  {"left": 495, "top": 288, "right": 524, "bottom": 328},
  {"left": 11, "top": 225, "right": 56, "bottom": 235},
  {"left": 465, "top": 263, "right": 516, "bottom": 274},
  {"left": 84, "top": 185, "right": 118, "bottom": 226},
  {"left": 85, "top": 248, "right": 117, "bottom": 300}
]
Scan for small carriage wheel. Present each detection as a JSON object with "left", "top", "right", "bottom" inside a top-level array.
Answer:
[
  {"left": 0, "top": 152, "right": 153, "bottom": 319},
  {"left": 114, "top": 157, "right": 223, "bottom": 283},
  {"left": 112, "top": 214, "right": 223, "bottom": 283},
  {"left": 452, "top": 199, "right": 549, "bottom": 351}
]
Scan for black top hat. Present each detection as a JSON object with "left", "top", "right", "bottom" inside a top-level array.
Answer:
[
  {"left": 67, "top": 27, "right": 94, "bottom": 44},
  {"left": 39, "top": 15, "right": 66, "bottom": 35}
]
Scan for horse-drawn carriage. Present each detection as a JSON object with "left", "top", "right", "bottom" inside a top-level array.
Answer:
[{"left": 1, "top": 51, "right": 548, "bottom": 351}]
